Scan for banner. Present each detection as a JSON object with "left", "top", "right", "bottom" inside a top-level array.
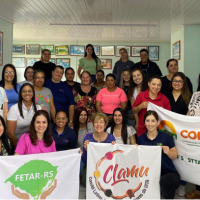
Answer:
[
  {"left": 0, "top": 149, "right": 81, "bottom": 199},
  {"left": 148, "top": 102, "right": 200, "bottom": 185},
  {"left": 86, "top": 142, "right": 161, "bottom": 199}
]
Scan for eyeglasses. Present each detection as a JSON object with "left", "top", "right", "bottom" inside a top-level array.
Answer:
[
  {"left": 22, "top": 90, "right": 33, "bottom": 94},
  {"left": 5, "top": 71, "right": 15, "bottom": 74},
  {"left": 173, "top": 80, "right": 183, "bottom": 84},
  {"left": 56, "top": 117, "right": 67, "bottom": 120}
]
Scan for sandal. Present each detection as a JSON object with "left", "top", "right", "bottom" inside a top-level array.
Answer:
[{"left": 185, "top": 190, "right": 200, "bottom": 199}]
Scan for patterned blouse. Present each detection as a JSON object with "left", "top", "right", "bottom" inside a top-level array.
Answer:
[
  {"left": 188, "top": 91, "right": 200, "bottom": 116},
  {"left": 0, "top": 139, "right": 10, "bottom": 156},
  {"left": 73, "top": 85, "right": 97, "bottom": 122}
]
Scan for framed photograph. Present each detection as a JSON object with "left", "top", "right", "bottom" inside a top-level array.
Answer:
[
  {"left": 50, "top": 58, "right": 55, "bottom": 63},
  {"left": 172, "top": 41, "right": 180, "bottom": 60},
  {"left": 148, "top": 46, "right": 159, "bottom": 61},
  {"left": 131, "top": 46, "right": 147, "bottom": 57},
  {"left": 116, "top": 46, "right": 131, "bottom": 57},
  {"left": 0, "top": 31, "right": 3, "bottom": 66},
  {"left": 55, "top": 45, "right": 69, "bottom": 56},
  {"left": 26, "top": 44, "right": 40, "bottom": 55},
  {"left": 56, "top": 58, "right": 70, "bottom": 68},
  {"left": 26, "top": 58, "right": 40, "bottom": 67},
  {"left": 70, "top": 45, "right": 85, "bottom": 56},
  {"left": 93, "top": 45, "right": 100, "bottom": 56},
  {"left": 100, "top": 59, "right": 112, "bottom": 69},
  {"left": 13, "top": 44, "right": 25, "bottom": 55},
  {"left": 12, "top": 57, "right": 25, "bottom": 68},
  {"left": 41, "top": 45, "right": 54, "bottom": 55},
  {"left": 101, "top": 46, "right": 115, "bottom": 56}
]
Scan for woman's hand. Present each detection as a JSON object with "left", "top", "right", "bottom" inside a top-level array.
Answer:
[
  {"left": 111, "top": 141, "right": 116, "bottom": 145},
  {"left": 83, "top": 140, "right": 90, "bottom": 151},
  {"left": 139, "top": 101, "right": 148, "bottom": 109},
  {"left": 135, "top": 123, "right": 138, "bottom": 131},
  {"left": 79, "top": 149, "right": 83, "bottom": 156},
  {"left": 161, "top": 146, "right": 170, "bottom": 155}
]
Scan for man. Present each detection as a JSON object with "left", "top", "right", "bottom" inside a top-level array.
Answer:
[
  {"left": 44, "top": 65, "right": 74, "bottom": 127},
  {"left": 64, "top": 67, "right": 80, "bottom": 90},
  {"left": 134, "top": 49, "right": 162, "bottom": 78}
]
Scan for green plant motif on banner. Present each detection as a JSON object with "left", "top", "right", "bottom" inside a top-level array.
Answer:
[{"left": 5, "top": 160, "right": 58, "bottom": 199}]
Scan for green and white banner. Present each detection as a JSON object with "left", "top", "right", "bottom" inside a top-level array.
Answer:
[
  {"left": 148, "top": 102, "right": 200, "bottom": 185},
  {"left": 0, "top": 149, "right": 81, "bottom": 199}
]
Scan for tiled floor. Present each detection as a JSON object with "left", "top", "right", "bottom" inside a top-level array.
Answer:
[{"left": 79, "top": 182, "right": 195, "bottom": 199}]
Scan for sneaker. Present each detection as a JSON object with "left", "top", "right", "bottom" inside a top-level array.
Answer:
[{"left": 177, "top": 185, "right": 186, "bottom": 197}]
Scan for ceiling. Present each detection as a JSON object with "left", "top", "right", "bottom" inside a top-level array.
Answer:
[{"left": 1, "top": 0, "right": 200, "bottom": 43}]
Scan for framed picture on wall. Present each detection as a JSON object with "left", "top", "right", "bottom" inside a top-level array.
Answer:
[
  {"left": 12, "top": 57, "right": 25, "bottom": 68},
  {"left": 172, "top": 41, "right": 180, "bottom": 60},
  {"left": 93, "top": 45, "right": 100, "bottom": 56},
  {"left": 70, "top": 45, "right": 85, "bottom": 56},
  {"left": 148, "top": 46, "right": 159, "bottom": 61},
  {"left": 50, "top": 58, "right": 55, "bottom": 63},
  {"left": 13, "top": 44, "right": 25, "bottom": 55},
  {"left": 26, "top": 58, "right": 40, "bottom": 67},
  {"left": 101, "top": 46, "right": 115, "bottom": 56},
  {"left": 55, "top": 45, "right": 69, "bottom": 56},
  {"left": 0, "top": 31, "right": 3, "bottom": 66},
  {"left": 100, "top": 59, "right": 112, "bottom": 69},
  {"left": 131, "top": 46, "right": 147, "bottom": 57},
  {"left": 56, "top": 58, "right": 70, "bottom": 68},
  {"left": 116, "top": 46, "right": 131, "bottom": 57},
  {"left": 26, "top": 44, "right": 40, "bottom": 55},
  {"left": 41, "top": 45, "right": 54, "bottom": 55}
]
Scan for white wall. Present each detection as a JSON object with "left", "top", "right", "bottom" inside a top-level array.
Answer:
[{"left": 13, "top": 41, "right": 170, "bottom": 82}]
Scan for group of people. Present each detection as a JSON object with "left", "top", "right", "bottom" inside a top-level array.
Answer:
[{"left": 0, "top": 44, "right": 200, "bottom": 199}]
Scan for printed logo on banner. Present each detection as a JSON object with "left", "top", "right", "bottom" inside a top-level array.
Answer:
[
  {"left": 5, "top": 160, "right": 58, "bottom": 199},
  {"left": 91, "top": 150, "right": 150, "bottom": 199}
]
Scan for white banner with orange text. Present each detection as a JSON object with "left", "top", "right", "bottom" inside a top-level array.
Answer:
[
  {"left": 86, "top": 142, "right": 161, "bottom": 199},
  {"left": 148, "top": 102, "right": 200, "bottom": 185}
]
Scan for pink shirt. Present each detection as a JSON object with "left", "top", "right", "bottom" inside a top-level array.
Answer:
[
  {"left": 96, "top": 87, "right": 127, "bottom": 114},
  {"left": 15, "top": 133, "right": 56, "bottom": 155}
]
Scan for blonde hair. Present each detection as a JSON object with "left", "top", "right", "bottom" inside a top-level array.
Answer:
[
  {"left": 119, "top": 48, "right": 130, "bottom": 61},
  {"left": 91, "top": 112, "right": 109, "bottom": 126},
  {"left": 119, "top": 69, "right": 131, "bottom": 89}
]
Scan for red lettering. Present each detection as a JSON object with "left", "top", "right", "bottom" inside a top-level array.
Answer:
[{"left": 103, "top": 165, "right": 113, "bottom": 183}]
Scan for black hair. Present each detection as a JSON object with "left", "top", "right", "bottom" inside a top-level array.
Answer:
[
  {"left": 24, "top": 66, "right": 34, "bottom": 80},
  {"left": 0, "top": 64, "right": 19, "bottom": 94},
  {"left": 93, "top": 69, "right": 105, "bottom": 84},
  {"left": 53, "top": 65, "right": 64, "bottom": 71},
  {"left": 55, "top": 110, "right": 68, "bottom": 118},
  {"left": 106, "top": 73, "right": 116, "bottom": 80},
  {"left": 140, "top": 49, "right": 148, "bottom": 54},
  {"left": 166, "top": 59, "right": 178, "bottom": 68},
  {"left": 0, "top": 116, "right": 11, "bottom": 155},
  {"left": 65, "top": 67, "right": 75, "bottom": 76},
  {"left": 41, "top": 49, "right": 51, "bottom": 55},
  {"left": 144, "top": 110, "right": 159, "bottom": 123},
  {"left": 33, "top": 69, "right": 45, "bottom": 78},
  {"left": 80, "top": 71, "right": 92, "bottom": 78},
  {"left": 110, "top": 108, "right": 128, "bottom": 144},
  {"left": 148, "top": 74, "right": 162, "bottom": 82}
]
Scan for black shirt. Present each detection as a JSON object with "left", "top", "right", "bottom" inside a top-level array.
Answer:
[
  {"left": 64, "top": 81, "right": 80, "bottom": 90},
  {"left": 124, "top": 86, "right": 131, "bottom": 110},
  {"left": 165, "top": 90, "right": 188, "bottom": 115},
  {"left": 33, "top": 61, "right": 56, "bottom": 80}
]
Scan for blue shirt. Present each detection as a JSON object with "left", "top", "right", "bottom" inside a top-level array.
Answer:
[
  {"left": 51, "top": 123, "right": 77, "bottom": 151},
  {"left": 44, "top": 80, "right": 74, "bottom": 115},
  {"left": 82, "top": 133, "right": 116, "bottom": 165},
  {"left": 4, "top": 84, "right": 21, "bottom": 110},
  {"left": 137, "top": 131, "right": 177, "bottom": 174}
]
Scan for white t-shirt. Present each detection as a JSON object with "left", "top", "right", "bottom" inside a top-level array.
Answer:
[
  {"left": 0, "top": 87, "right": 8, "bottom": 117},
  {"left": 132, "top": 87, "right": 138, "bottom": 100},
  {"left": 188, "top": 91, "right": 200, "bottom": 116},
  {"left": 107, "top": 126, "right": 136, "bottom": 144},
  {"left": 7, "top": 102, "right": 41, "bottom": 140}
]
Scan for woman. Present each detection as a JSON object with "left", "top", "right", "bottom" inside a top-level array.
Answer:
[
  {"left": 7, "top": 83, "right": 41, "bottom": 149},
  {"left": 96, "top": 73, "right": 127, "bottom": 123},
  {"left": 19, "top": 66, "right": 34, "bottom": 85},
  {"left": 33, "top": 49, "right": 56, "bottom": 80},
  {"left": 137, "top": 110, "right": 180, "bottom": 199},
  {"left": 73, "top": 107, "right": 94, "bottom": 150},
  {"left": 0, "top": 64, "right": 21, "bottom": 110},
  {"left": 82, "top": 112, "right": 115, "bottom": 185},
  {"left": 161, "top": 59, "right": 193, "bottom": 94},
  {"left": 52, "top": 110, "right": 77, "bottom": 151},
  {"left": 0, "top": 86, "right": 8, "bottom": 121},
  {"left": 77, "top": 44, "right": 102, "bottom": 82},
  {"left": 0, "top": 116, "right": 11, "bottom": 156},
  {"left": 107, "top": 108, "right": 136, "bottom": 144},
  {"left": 73, "top": 71, "right": 97, "bottom": 122},
  {"left": 91, "top": 69, "right": 107, "bottom": 93},
  {"left": 33, "top": 69, "right": 56, "bottom": 121},
  {"left": 65, "top": 67, "right": 80, "bottom": 90},
  {"left": 14, "top": 110, "right": 56, "bottom": 155},
  {"left": 184, "top": 74, "right": 200, "bottom": 199},
  {"left": 113, "top": 48, "right": 135, "bottom": 86},
  {"left": 132, "top": 74, "right": 171, "bottom": 137}
]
